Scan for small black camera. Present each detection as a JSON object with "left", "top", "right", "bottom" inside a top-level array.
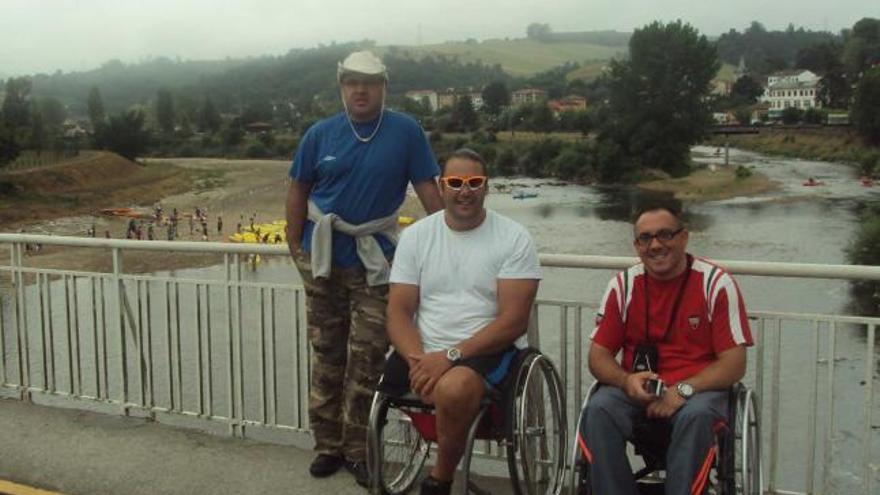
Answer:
[
  {"left": 645, "top": 378, "right": 665, "bottom": 396},
  {"left": 633, "top": 344, "right": 659, "bottom": 373}
]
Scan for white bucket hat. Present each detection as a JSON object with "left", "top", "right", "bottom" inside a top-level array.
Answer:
[{"left": 337, "top": 51, "right": 388, "bottom": 82}]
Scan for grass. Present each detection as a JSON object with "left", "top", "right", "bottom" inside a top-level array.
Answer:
[
  {"left": 187, "top": 167, "right": 229, "bottom": 191},
  {"left": 704, "top": 128, "right": 878, "bottom": 167},
  {"left": 639, "top": 165, "right": 777, "bottom": 202},
  {"left": 385, "top": 39, "right": 626, "bottom": 77}
]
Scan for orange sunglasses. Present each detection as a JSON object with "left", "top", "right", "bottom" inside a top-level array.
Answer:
[{"left": 440, "top": 175, "right": 487, "bottom": 191}]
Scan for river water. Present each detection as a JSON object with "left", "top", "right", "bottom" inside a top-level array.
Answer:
[{"left": 2, "top": 146, "right": 878, "bottom": 493}]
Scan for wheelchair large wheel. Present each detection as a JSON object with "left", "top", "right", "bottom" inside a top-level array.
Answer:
[
  {"left": 506, "top": 351, "right": 567, "bottom": 495},
  {"left": 368, "top": 393, "right": 431, "bottom": 495},
  {"left": 732, "top": 387, "right": 762, "bottom": 495},
  {"left": 568, "top": 383, "right": 596, "bottom": 495},
  {"left": 716, "top": 385, "right": 762, "bottom": 495}
]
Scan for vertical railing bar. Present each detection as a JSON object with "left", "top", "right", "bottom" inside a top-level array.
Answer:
[
  {"left": 145, "top": 280, "right": 154, "bottom": 409},
  {"left": 64, "top": 275, "right": 74, "bottom": 394},
  {"left": 165, "top": 280, "right": 174, "bottom": 411},
  {"left": 37, "top": 273, "right": 48, "bottom": 391},
  {"left": 14, "top": 243, "right": 30, "bottom": 396},
  {"left": 862, "top": 323, "right": 875, "bottom": 495},
  {"left": 205, "top": 285, "right": 213, "bottom": 418},
  {"left": 558, "top": 306, "right": 568, "bottom": 414},
  {"left": 90, "top": 277, "right": 99, "bottom": 399},
  {"left": 0, "top": 289, "right": 7, "bottom": 385},
  {"left": 174, "top": 282, "right": 183, "bottom": 412},
  {"left": 100, "top": 278, "right": 109, "bottom": 400},
  {"left": 196, "top": 283, "right": 204, "bottom": 416},
  {"left": 755, "top": 318, "right": 765, "bottom": 406},
  {"left": 573, "top": 305, "right": 583, "bottom": 417},
  {"left": 294, "top": 289, "right": 303, "bottom": 429},
  {"left": 225, "top": 253, "right": 236, "bottom": 435},
  {"left": 270, "top": 287, "right": 278, "bottom": 426},
  {"left": 72, "top": 276, "right": 82, "bottom": 396},
  {"left": 806, "top": 319, "right": 820, "bottom": 493},
  {"left": 235, "top": 253, "right": 245, "bottom": 434},
  {"left": 45, "top": 274, "right": 56, "bottom": 392},
  {"left": 112, "top": 248, "right": 128, "bottom": 407},
  {"left": 822, "top": 321, "right": 838, "bottom": 494},
  {"left": 768, "top": 318, "right": 782, "bottom": 492},
  {"left": 136, "top": 280, "right": 145, "bottom": 406},
  {"left": 260, "top": 286, "right": 267, "bottom": 426}
]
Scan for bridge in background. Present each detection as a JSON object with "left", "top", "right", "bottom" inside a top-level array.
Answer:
[{"left": 0, "top": 234, "right": 878, "bottom": 494}]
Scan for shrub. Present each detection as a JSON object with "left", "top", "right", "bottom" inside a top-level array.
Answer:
[{"left": 735, "top": 165, "right": 753, "bottom": 179}]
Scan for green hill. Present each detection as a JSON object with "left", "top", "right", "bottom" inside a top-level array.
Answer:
[{"left": 380, "top": 38, "right": 627, "bottom": 77}]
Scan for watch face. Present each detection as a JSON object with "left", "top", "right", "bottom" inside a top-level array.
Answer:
[
  {"left": 678, "top": 382, "right": 694, "bottom": 398},
  {"left": 446, "top": 348, "right": 461, "bottom": 362}
]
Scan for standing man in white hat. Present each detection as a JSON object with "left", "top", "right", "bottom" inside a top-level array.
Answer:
[{"left": 285, "top": 50, "right": 443, "bottom": 487}]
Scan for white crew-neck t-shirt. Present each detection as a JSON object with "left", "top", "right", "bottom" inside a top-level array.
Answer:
[{"left": 389, "top": 209, "right": 542, "bottom": 352}]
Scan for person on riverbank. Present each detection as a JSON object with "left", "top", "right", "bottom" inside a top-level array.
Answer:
[
  {"left": 384, "top": 149, "right": 540, "bottom": 495},
  {"left": 285, "top": 50, "right": 443, "bottom": 486},
  {"left": 579, "top": 203, "right": 753, "bottom": 494}
]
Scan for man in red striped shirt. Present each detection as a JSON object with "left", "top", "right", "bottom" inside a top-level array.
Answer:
[{"left": 579, "top": 204, "right": 753, "bottom": 494}]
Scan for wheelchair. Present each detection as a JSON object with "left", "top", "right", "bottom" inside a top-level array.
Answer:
[
  {"left": 366, "top": 347, "right": 567, "bottom": 495},
  {"left": 569, "top": 382, "right": 762, "bottom": 495}
]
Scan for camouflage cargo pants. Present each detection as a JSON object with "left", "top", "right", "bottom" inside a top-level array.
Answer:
[{"left": 293, "top": 251, "right": 389, "bottom": 462}]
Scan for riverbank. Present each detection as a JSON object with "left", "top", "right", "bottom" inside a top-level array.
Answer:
[
  {"left": 638, "top": 164, "right": 778, "bottom": 202},
  {"left": 1, "top": 155, "right": 427, "bottom": 278},
  {"left": 703, "top": 127, "right": 879, "bottom": 173}
]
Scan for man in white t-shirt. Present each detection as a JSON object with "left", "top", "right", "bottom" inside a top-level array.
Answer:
[{"left": 384, "top": 148, "right": 542, "bottom": 495}]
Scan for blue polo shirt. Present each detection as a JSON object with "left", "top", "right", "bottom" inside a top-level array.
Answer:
[{"left": 289, "top": 110, "right": 439, "bottom": 268}]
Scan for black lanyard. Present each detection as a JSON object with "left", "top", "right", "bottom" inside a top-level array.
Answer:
[{"left": 643, "top": 255, "right": 693, "bottom": 344}]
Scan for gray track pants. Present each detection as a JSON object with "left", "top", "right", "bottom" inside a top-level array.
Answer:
[{"left": 578, "top": 386, "right": 727, "bottom": 495}]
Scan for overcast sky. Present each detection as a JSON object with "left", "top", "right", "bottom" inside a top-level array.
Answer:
[{"left": 1, "top": 0, "right": 876, "bottom": 77}]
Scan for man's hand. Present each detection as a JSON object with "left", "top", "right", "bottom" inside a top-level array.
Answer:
[
  {"left": 622, "top": 371, "right": 659, "bottom": 405},
  {"left": 646, "top": 387, "right": 686, "bottom": 419},
  {"left": 408, "top": 351, "right": 452, "bottom": 398}
]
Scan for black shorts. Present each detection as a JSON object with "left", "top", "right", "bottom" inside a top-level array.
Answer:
[{"left": 378, "top": 347, "right": 518, "bottom": 398}]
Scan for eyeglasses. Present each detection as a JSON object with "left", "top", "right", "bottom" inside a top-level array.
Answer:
[
  {"left": 441, "top": 175, "right": 487, "bottom": 191},
  {"left": 634, "top": 227, "right": 685, "bottom": 247}
]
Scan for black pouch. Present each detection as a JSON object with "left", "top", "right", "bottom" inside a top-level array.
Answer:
[{"left": 633, "top": 343, "right": 659, "bottom": 373}]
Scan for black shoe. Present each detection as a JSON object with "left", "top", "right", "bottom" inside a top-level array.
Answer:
[
  {"left": 419, "top": 476, "right": 452, "bottom": 495},
  {"left": 345, "top": 459, "right": 370, "bottom": 488},
  {"left": 309, "top": 453, "right": 344, "bottom": 478}
]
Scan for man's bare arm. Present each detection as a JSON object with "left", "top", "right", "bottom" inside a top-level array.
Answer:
[
  {"left": 682, "top": 345, "right": 746, "bottom": 392},
  {"left": 285, "top": 179, "right": 312, "bottom": 258},
  {"left": 589, "top": 342, "right": 655, "bottom": 404},
  {"left": 412, "top": 179, "right": 443, "bottom": 215},
  {"left": 456, "top": 279, "right": 539, "bottom": 358},
  {"left": 386, "top": 283, "right": 424, "bottom": 363}
]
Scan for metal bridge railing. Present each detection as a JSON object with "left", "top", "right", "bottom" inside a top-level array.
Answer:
[{"left": 0, "top": 234, "right": 877, "bottom": 494}]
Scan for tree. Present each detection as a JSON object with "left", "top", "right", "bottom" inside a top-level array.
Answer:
[
  {"left": 526, "top": 23, "right": 552, "bottom": 41},
  {"left": 198, "top": 97, "right": 222, "bottom": 134},
  {"left": 481, "top": 81, "right": 510, "bottom": 116},
  {"left": 730, "top": 75, "right": 764, "bottom": 105},
  {"left": 601, "top": 21, "right": 719, "bottom": 178},
  {"left": 87, "top": 87, "right": 106, "bottom": 129},
  {"left": 0, "top": 122, "right": 20, "bottom": 167},
  {"left": 156, "top": 88, "right": 176, "bottom": 134},
  {"left": 451, "top": 95, "right": 478, "bottom": 132},
  {"left": 1, "top": 77, "right": 32, "bottom": 132},
  {"left": 851, "top": 66, "right": 880, "bottom": 145},
  {"left": 781, "top": 107, "right": 803, "bottom": 124},
  {"left": 39, "top": 97, "right": 67, "bottom": 138},
  {"left": 96, "top": 110, "right": 152, "bottom": 161},
  {"left": 842, "top": 18, "right": 880, "bottom": 77}
]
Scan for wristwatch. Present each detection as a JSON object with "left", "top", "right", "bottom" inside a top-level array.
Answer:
[
  {"left": 446, "top": 347, "right": 462, "bottom": 363},
  {"left": 676, "top": 382, "right": 695, "bottom": 399}
]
